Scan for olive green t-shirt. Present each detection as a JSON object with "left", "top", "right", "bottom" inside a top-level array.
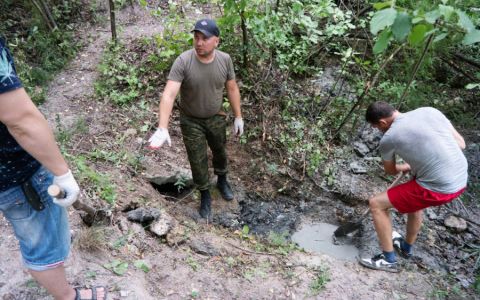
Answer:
[{"left": 167, "top": 49, "right": 236, "bottom": 118}]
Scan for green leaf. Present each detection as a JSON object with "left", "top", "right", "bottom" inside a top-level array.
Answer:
[
  {"left": 425, "top": 10, "right": 441, "bottom": 24},
  {"left": 408, "top": 24, "right": 428, "bottom": 45},
  {"left": 462, "top": 30, "right": 480, "bottom": 46},
  {"left": 373, "top": 30, "right": 393, "bottom": 54},
  {"left": 465, "top": 83, "right": 480, "bottom": 90},
  {"left": 104, "top": 260, "right": 129, "bottom": 276},
  {"left": 433, "top": 32, "right": 448, "bottom": 43},
  {"left": 373, "top": 2, "right": 392, "bottom": 10},
  {"left": 370, "top": 8, "right": 397, "bottom": 35},
  {"left": 134, "top": 260, "right": 150, "bottom": 273},
  {"left": 456, "top": 10, "right": 475, "bottom": 33},
  {"left": 392, "top": 12, "right": 412, "bottom": 41},
  {"left": 438, "top": 5, "right": 455, "bottom": 21},
  {"left": 242, "top": 225, "right": 250, "bottom": 235}
]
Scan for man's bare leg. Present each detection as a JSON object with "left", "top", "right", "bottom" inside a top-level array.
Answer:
[
  {"left": 29, "top": 266, "right": 75, "bottom": 300},
  {"left": 369, "top": 191, "right": 395, "bottom": 252},
  {"left": 30, "top": 266, "right": 106, "bottom": 300},
  {"left": 405, "top": 210, "right": 423, "bottom": 245}
]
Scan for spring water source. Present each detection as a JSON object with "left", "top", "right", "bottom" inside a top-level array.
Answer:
[{"left": 291, "top": 222, "right": 359, "bottom": 261}]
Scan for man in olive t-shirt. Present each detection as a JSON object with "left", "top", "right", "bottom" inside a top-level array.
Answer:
[{"left": 149, "top": 19, "right": 244, "bottom": 219}]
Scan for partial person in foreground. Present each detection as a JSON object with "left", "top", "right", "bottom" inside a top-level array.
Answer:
[
  {"left": 0, "top": 38, "right": 106, "bottom": 299},
  {"left": 359, "top": 101, "right": 468, "bottom": 272},
  {"left": 149, "top": 19, "right": 244, "bottom": 219}
]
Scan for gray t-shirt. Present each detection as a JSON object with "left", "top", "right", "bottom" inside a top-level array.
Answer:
[
  {"left": 379, "top": 107, "right": 468, "bottom": 193},
  {"left": 167, "top": 49, "right": 235, "bottom": 118}
]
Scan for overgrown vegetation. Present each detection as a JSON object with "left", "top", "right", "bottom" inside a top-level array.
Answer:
[{"left": 0, "top": 0, "right": 99, "bottom": 103}]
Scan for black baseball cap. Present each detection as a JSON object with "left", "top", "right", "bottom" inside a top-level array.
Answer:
[{"left": 192, "top": 19, "right": 220, "bottom": 37}]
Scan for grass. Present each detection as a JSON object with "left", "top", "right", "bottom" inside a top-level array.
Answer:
[
  {"left": 309, "top": 266, "right": 330, "bottom": 296},
  {"left": 74, "top": 226, "right": 107, "bottom": 252}
]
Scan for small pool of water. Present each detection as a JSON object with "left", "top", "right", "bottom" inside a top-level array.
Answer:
[{"left": 291, "top": 222, "right": 359, "bottom": 261}]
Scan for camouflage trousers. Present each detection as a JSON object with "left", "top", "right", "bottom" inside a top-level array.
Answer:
[{"left": 180, "top": 114, "right": 228, "bottom": 191}]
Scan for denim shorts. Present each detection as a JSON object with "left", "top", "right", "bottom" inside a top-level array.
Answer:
[{"left": 0, "top": 166, "right": 70, "bottom": 271}]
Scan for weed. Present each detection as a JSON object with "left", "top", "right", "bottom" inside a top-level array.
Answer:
[
  {"left": 174, "top": 174, "right": 189, "bottom": 193},
  {"left": 309, "top": 266, "right": 330, "bottom": 296},
  {"left": 103, "top": 260, "right": 129, "bottom": 276},
  {"left": 186, "top": 256, "right": 200, "bottom": 272},
  {"left": 70, "top": 155, "right": 117, "bottom": 205},
  {"left": 74, "top": 226, "right": 107, "bottom": 252}
]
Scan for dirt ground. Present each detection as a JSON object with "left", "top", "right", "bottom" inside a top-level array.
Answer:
[{"left": 0, "top": 3, "right": 476, "bottom": 300}]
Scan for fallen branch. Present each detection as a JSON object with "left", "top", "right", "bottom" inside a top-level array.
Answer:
[
  {"left": 226, "top": 241, "right": 277, "bottom": 256},
  {"left": 452, "top": 52, "right": 480, "bottom": 69},
  {"left": 440, "top": 56, "right": 478, "bottom": 82}
]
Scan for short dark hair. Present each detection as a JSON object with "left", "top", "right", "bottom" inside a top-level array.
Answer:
[{"left": 365, "top": 101, "right": 395, "bottom": 124}]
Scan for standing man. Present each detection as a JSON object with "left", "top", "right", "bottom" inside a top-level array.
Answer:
[
  {"left": 0, "top": 38, "right": 106, "bottom": 299},
  {"left": 148, "top": 19, "right": 244, "bottom": 219},
  {"left": 359, "top": 101, "right": 467, "bottom": 272}
]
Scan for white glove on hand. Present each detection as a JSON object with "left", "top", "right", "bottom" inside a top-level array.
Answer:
[
  {"left": 148, "top": 128, "right": 171, "bottom": 148},
  {"left": 52, "top": 170, "right": 80, "bottom": 207},
  {"left": 233, "top": 117, "right": 244, "bottom": 136}
]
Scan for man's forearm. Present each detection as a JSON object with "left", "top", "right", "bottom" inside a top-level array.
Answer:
[
  {"left": 8, "top": 113, "right": 69, "bottom": 176},
  {"left": 228, "top": 89, "right": 242, "bottom": 118},
  {"left": 158, "top": 94, "right": 175, "bottom": 128}
]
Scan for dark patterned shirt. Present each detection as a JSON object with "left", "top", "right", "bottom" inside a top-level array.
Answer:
[{"left": 0, "top": 37, "right": 40, "bottom": 192}]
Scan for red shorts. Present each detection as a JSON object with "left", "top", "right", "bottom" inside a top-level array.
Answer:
[{"left": 387, "top": 179, "right": 465, "bottom": 214}]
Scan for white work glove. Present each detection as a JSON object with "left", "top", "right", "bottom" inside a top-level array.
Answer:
[
  {"left": 52, "top": 170, "right": 80, "bottom": 207},
  {"left": 233, "top": 117, "right": 244, "bottom": 136},
  {"left": 148, "top": 128, "right": 171, "bottom": 148}
]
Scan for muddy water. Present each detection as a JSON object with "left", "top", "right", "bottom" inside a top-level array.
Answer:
[{"left": 292, "top": 222, "right": 359, "bottom": 261}]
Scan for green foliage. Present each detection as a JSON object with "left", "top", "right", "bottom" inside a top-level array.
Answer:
[
  {"left": 174, "top": 173, "right": 189, "bottom": 192},
  {"left": 133, "top": 260, "right": 150, "bottom": 273},
  {"left": 95, "top": 42, "right": 142, "bottom": 105},
  {"left": 103, "top": 260, "right": 129, "bottom": 276},
  {"left": 309, "top": 266, "right": 330, "bottom": 295},
  {"left": 70, "top": 155, "right": 117, "bottom": 205},
  {"left": 370, "top": 2, "right": 480, "bottom": 54},
  {"left": 95, "top": 5, "right": 191, "bottom": 106},
  {"left": 0, "top": 0, "right": 89, "bottom": 103},
  {"left": 218, "top": 0, "right": 354, "bottom": 74}
]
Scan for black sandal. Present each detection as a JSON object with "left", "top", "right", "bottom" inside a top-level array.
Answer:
[{"left": 74, "top": 286, "right": 107, "bottom": 300}]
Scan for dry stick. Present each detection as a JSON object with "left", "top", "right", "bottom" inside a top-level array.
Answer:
[
  {"left": 226, "top": 241, "right": 276, "bottom": 256},
  {"left": 331, "top": 45, "right": 404, "bottom": 140},
  {"left": 39, "top": 0, "right": 57, "bottom": 30},
  {"left": 440, "top": 56, "right": 478, "bottom": 82},
  {"left": 397, "top": 33, "right": 435, "bottom": 110},
  {"left": 31, "top": 0, "right": 54, "bottom": 31},
  {"left": 452, "top": 52, "right": 480, "bottom": 69}
]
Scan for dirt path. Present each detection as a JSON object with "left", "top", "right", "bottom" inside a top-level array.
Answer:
[{"left": 0, "top": 4, "right": 438, "bottom": 300}]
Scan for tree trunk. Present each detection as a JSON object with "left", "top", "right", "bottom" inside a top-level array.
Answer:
[{"left": 108, "top": 0, "right": 117, "bottom": 43}]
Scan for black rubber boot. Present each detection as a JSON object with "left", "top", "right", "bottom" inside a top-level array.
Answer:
[
  {"left": 217, "top": 175, "right": 234, "bottom": 201},
  {"left": 199, "top": 190, "right": 212, "bottom": 219}
]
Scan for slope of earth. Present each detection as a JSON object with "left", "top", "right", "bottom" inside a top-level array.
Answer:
[{"left": 0, "top": 2, "right": 458, "bottom": 300}]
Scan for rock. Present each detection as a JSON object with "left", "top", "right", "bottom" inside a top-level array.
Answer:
[
  {"left": 120, "top": 290, "right": 129, "bottom": 297},
  {"left": 349, "top": 161, "right": 367, "bottom": 174},
  {"left": 353, "top": 141, "right": 370, "bottom": 157},
  {"left": 425, "top": 208, "right": 438, "bottom": 220},
  {"left": 166, "top": 225, "right": 187, "bottom": 246},
  {"left": 214, "top": 212, "right": 240, "bottom": 228},
  {"left": 124, "top": 128, "right": 137, "bottom": 137},
  {"left": 149, "top": 212, "right": 174, "bottom": 237},
  {"left": 127, "top": 207, "right": 161, "bottom": 223},
  {"left": 444, "top": 215, "right": 467, "bottom": 232},
  {"left": 189, "top": 238, "right": 220, "bottom": 256},
  {"left": 117, "top": 217, "right": 130, "bottom": 233}
]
